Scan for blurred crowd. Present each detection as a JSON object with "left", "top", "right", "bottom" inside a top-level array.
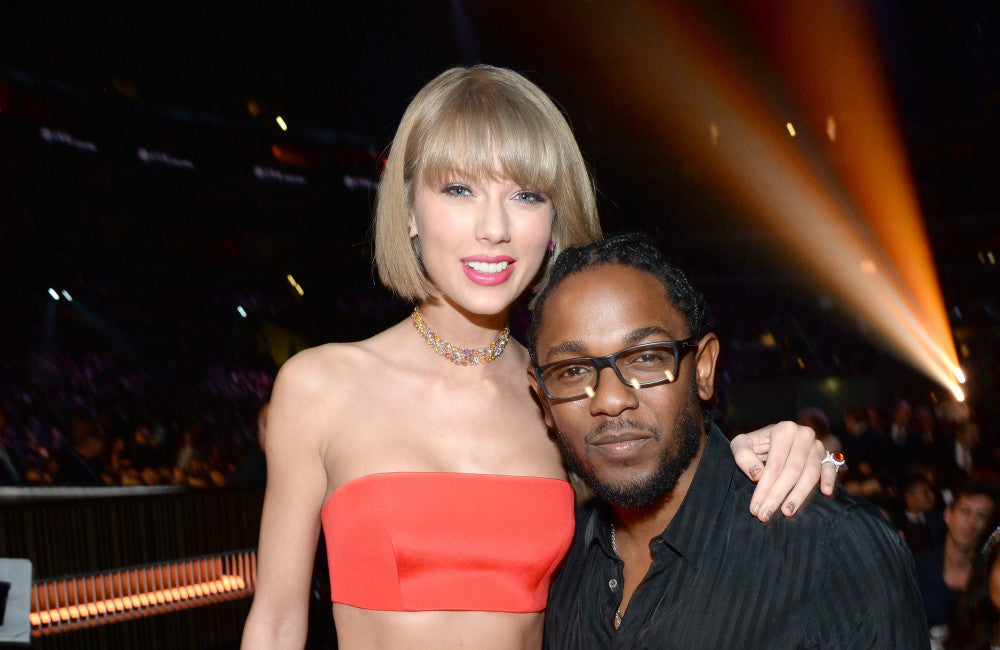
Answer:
[{"left": 0, "top": 348, "right": 272, "bottom": 489}]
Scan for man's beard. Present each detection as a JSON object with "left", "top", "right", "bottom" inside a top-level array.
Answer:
[{"left": 557, "top": 387, "right": 704, "bottom": 508}]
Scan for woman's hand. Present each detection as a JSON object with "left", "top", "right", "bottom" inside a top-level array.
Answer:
[{"left": 730, "top": 421, "right": 838, "bottom": 523}]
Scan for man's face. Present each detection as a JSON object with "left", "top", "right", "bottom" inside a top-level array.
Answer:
[
  {"left": 945, "top": 493, "right": 995, "bottom": 549},
  {"left": 904, "top": 481, "right": 936, "bottom": 514},
  {"left": 893, "top": 401, "right": 911, "bottom": 426},
  {"left": 530, "top": 264, "right": 719, "bottom": 508}
]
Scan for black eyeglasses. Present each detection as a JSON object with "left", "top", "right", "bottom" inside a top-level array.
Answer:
[{"left": 533, "top": 339, "right": 700, "bottom": 401}]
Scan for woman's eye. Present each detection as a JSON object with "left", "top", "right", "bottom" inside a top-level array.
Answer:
[
  {"left": 444, "top": 184, "right": 472, "bottom": 197},
  {"left": 514, "top": 190, "right": 547, "bottom": 204}
]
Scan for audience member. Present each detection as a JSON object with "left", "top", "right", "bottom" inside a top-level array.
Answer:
[
  {"left": 943, "top": 523, "right": 1000, "bottom": 649},
  {"left": 887, "top": 399, "right": 926, "bottom": 484},
  {"left": 915, "top": 478, "right": 999, "bottom": 636},
  {"left": 228, "top": 402, "right": 268, "bottom": 488},
  {"left": 842, "top": 403, "right": 889, "bottom": 474},
  {"left": 53, "top": 416, "right": 110, "bottom": 486},
  {"left": 901, "top": 473, "right": 945, "bottom": 555},
  {"left": 0, "top": 405, "right": 22, "bottom": 486}
]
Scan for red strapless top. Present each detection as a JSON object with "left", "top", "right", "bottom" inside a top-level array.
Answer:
[{"left": 320, "top": 472, "right": 575, "bottom": 612}]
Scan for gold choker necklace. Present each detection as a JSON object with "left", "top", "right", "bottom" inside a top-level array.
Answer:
[{"left": 411, "top": 307, "right": 510, "bottom": 366}]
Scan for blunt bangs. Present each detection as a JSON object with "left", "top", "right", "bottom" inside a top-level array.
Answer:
[{"left": 406, "top": 81, "right": 563, "bottom": 203}]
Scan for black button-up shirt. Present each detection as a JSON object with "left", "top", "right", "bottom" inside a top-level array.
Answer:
[{"left": 545, "top": 426, "right": 927, "bottom": 649}]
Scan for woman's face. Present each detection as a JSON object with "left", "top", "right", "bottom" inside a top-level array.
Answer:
[
  {"left": 409, "top": 174, "right": 553, "bottom": 316},
  {"left": 990, "top": 552, "right": 1000, "bottom": 612}
]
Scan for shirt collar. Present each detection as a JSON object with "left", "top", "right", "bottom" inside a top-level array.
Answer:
[{"left": 581, "top": 423, "right": 738, "bottom": 569}]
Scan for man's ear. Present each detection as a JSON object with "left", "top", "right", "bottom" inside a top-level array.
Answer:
[
  {"left": 527, "top": 368, "right": 556, "bottom": 429},
  {"left": 694, "top": 333, "right": 720, "bottom": 402}
]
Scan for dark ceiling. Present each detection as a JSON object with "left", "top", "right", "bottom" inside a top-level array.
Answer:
[{"left": 1, "top": 0, "right": 998, "bottom": 309}]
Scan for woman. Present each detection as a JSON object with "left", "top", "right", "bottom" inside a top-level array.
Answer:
[
  {"left": 241, "top": 65, "right": 833, "bottom": 649},
  {"left": 943, "top": 525, "right": 1000, "bottom": 649}
]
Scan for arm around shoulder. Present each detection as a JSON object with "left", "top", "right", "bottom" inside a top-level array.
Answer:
[{"left": 241, "top": 349, "right": 343, "bottom": 649}]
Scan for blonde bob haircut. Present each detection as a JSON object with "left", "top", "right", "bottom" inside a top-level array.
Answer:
[{"left": 374, "top": 64, "right": 602, "bottom": 306}]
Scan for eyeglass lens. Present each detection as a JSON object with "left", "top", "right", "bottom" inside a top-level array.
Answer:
[{"left": 540, "top": 344, "right": 680, "bottom": 399}]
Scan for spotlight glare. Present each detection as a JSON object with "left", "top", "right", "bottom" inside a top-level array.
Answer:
[
  {"left": 952, "top": 385, "right": 965, "bottom": 402},
  {"left": 954, "top": 367, "right": 966, "bottom": 384},
  {"left": 237, "top": 306, "right": 247, "bottom": 318},
  {"left": 276, "top": 116, "right": 288, "bottom": 131},
  {"left": 286, "top": 274, "right": 305, "bottom": 296},
  {"left": 48, "top": 288, "right": 60, "bottom": 300},
  {"left": 557, "top": 1, "right": 960, "bottom": 398},
  {"left": 61, "top": 290, "right": 73, "bottom": 302}
]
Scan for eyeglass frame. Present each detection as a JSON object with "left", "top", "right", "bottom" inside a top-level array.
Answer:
[{"left": 532, "top": 338, "right": 701, "bottom": 402}]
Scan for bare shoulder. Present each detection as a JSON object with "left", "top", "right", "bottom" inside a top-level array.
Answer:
[
  {"left": 265, "top": 340, "right": 378, "bottom": 451},
  {"left": 275, "top": 341, "right": 372, "bottom": 390}
]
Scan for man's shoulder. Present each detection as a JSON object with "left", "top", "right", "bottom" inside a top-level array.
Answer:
[{"left": 725, "top": 465, "right": 902, "bottom": 551}]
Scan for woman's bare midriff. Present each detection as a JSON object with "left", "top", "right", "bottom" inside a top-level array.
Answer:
[{"left": 332, "top": 604, "right": 544, "bottom": 649}]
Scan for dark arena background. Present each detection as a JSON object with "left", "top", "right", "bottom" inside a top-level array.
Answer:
[{"left": 0, "top": 1, "right": 998, "bottom": 648}]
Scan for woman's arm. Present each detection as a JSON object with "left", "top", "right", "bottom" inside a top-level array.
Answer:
[
  {"left": 241, "top": 352, "right": 333, "bottom": 649},
  {"left": 730, "top": 421, "right": 836, "bottom": 523}
]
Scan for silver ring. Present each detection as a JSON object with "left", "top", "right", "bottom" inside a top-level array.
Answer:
[{"left": 821, "top": 450, "right": 846, "bottom": 470}]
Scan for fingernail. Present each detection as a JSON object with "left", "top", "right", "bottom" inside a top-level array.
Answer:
[
  {"left": 784, "top": 501, "right": 796, "bottom": 515},
  {"left": 751, "top": 503, "right": 760, "bottom": 516},
  {"left": 748, "top": 465, "right": 762, "bottom": 481},
  {"left": 760, "top": 507, "right": 772, "bottom": 523}
]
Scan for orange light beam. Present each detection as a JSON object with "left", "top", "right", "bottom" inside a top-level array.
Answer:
[{"left": 553, "top": 0, "right": 961, "bottom": 397}]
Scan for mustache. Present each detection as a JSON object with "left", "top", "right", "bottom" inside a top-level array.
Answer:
[{"left": 586, "top": 418, "right": 659, "bottom": 442}]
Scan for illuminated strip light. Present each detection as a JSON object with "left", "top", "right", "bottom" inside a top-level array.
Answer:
[
  {"left": 39, "top": 127, "right": 98, "bottom": 152},
  {"left": 137, "top": 147, "right": 196, "bottom": 170},
  {"left": 253, "top": 165, "right": 306, "bottom": 185},
  {"left": 28, "top": 550, "right": 256, "bottom": 637},
  {"left": 343, "top": 174, "right": 379, "bottom": 191}
]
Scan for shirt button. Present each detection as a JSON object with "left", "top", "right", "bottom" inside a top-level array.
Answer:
[{"left": 608, "top": 578, "right": 618, "bottom": 591}]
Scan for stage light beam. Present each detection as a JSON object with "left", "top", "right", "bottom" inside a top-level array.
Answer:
[{"left": 554, "top": 0, "right": 962, "bottom": 398}]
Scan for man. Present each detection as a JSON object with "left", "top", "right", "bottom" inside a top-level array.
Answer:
[
  {"left": 53, "top": 415, "right": 108, "bottom": 485},
  {"left": 528, "top": 233, "right": 926, "bottom": 648},
  {"left": 900, "top": 473, "right": 943, "bottom": 555},
  {"left": 228, "top": 401, "right": 269, "bottom": 488},
  {"left": 914, "top": 478, "right": 997, "bottom": 632},
  {"left": 841, "top": 403, "right": 889, "bottom": 477},
  {"left": 887, "top": 398, "right": 925, "bottom": 484},
  {"left": 0, "top": 405, "right": 22, "bottom": 485}
]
